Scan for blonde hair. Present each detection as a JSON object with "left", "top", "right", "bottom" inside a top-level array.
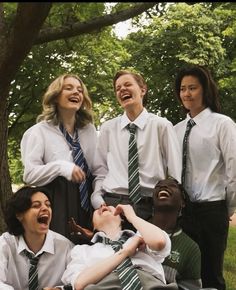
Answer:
[{"left": 37, "top": 74, "right": 93, "bottom": 128}]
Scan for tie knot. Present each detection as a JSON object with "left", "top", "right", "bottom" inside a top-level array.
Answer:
[
  {"left": 187, "top": 119, "right": 196, "bottom": 129},
  {"left": 128, "top": 123, "right": 137, "bottom": 134},
  {"left": 96, "top": 233, "right": 130, "bottom": 252},
  {"left": 24, "top": 250, "right": 41, "bottom": 265}
]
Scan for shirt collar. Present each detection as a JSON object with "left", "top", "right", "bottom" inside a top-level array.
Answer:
[
  {"left": 18, "top": 230, "right": 55, "bottom": 256},
  {"left": 91, "top": 229, "right": 135, "bottom": 244},
  {"left": 168, "top": 228, "right": 182, "bottom": 238},
  {"left": 187, "top": 107, "right": 212, "bottom": 125},
  {"left": 120, "top": 108, "right": 149, "bottom": 130}
]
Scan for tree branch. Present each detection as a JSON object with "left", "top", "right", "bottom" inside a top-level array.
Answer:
[
  {"left": 35, "top": 3, "right": 156, "bottom": 45},
  {"left": 0, "top": 3, "right": 52, "bottom": 90}
]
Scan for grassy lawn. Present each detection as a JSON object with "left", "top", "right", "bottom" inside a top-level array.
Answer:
[{"left": 224, "top": 226, "right": 236, "bottom": 290}]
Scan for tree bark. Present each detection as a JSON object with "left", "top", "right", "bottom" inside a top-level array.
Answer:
[
  {"left": 35, "top": 3, "right": 156, "bottom": 45},
  {"left": 0, "top": 3, "right": 52, "bottom": 234}
]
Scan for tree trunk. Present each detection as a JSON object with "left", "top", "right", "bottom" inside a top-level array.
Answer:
[
  {"left": 0, "top": 3, "right": 52, "bottom": 233},
  {"left": 0, "top": 87, "right": 11, "bottom": 234}
]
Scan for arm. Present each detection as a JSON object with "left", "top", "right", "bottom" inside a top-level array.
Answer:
[
  {"left": 114, "top": 204, "right": 167, "bottom": 251},
  {"left": 0, "top": 283, "right": 14, "bottom": 290},
  {"left": 162, "top": 121, "right": 182, "bottom": 183},
  {"left": 21, "top": 125, "right": 75, "bottom": 186},
  {"left": 68, "top": 217, "right": 93, "bottom": 240},
  {"left": 91, "top": 124, "right": 109, "bottom": 209},
  {"left": 74, "top": 236, "right": 143, "bottom": 290},
  {"left": 219, "top": 118, "right": 236, "bottom": 217},
  {"left": 0, "top": 236, "right": 15, "bottom": 290}
]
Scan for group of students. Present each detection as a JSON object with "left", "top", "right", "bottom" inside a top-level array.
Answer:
[{"left": 0, "top": 64, "right": 235, "bottom": 290}]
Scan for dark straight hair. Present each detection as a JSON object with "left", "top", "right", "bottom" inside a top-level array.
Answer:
[{"left": 175, "top": 64, "right": 221, "bottom": 113}]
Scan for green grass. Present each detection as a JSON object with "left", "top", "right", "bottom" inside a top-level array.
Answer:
[{"left": 224, "top": 226, "right": 236, "bottom": 290}]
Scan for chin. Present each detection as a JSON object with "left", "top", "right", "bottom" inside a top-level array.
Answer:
[{"left": 155, "top": 205, "right": 176, "bottom": 212}]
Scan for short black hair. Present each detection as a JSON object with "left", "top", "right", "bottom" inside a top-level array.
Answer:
[{"left": 3, "top": 185, "right": 52, "bottom": 236}]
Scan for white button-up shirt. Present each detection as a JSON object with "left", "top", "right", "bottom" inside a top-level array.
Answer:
[
  {"left": 61, "top": 229, "right": 171, "bottom": 288},
  {"left": 92, "top": 109, "right": 182, "bottom": 208},
  {"left": 0, "top": 230, "right": 73, "bottom": 290},
  {"left": 21, "top": 121, "right": 98, "bottom": 186},
  {"left": 175, "top": 108, "right": 236, "bottom": 215}
]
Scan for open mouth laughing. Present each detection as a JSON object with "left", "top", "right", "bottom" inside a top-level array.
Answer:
[{"left": 37, "top": 214, "right": 49, "bottom": 225}]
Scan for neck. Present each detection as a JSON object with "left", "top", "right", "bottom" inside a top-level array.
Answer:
[
  {"left": 126, "top": 106, "right": 143, "bottom": 122},
  {"left": 99, "top": 223, "right": 121, "bottom": 240},
  {"left": 189, "top": 106, "right": 206, "bottom": 118},
  {"left": 60, "top": 115, "right": 76, "bottom": 135},
  {"left": 23, "top": 233, "right": 46, "bottom": 254},
  {"left": 152, "top": 211, "right": 178, "bottom": 233}
]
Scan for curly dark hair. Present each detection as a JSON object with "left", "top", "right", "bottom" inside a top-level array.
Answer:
[{"left": 3, "top": 185, "right": 52, "bottom": 236}]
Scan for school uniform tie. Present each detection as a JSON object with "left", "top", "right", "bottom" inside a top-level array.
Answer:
[
  {"left": 97, "top": 233, "right": 143, "bottom": 290},
  {"left": 128, "top": 124, "right": 141, "bottom": 204},
  {"left": 181, "top": 119, "right": 196, "bottom": 187},
  {"left": 59, "top": 123, "right": 92, "bottom": 211},
  {"left": 24, "top": 250, "right": 43, "bottom": 290}
]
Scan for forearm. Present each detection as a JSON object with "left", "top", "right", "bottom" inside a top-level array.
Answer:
[
  {"left": 74, "top": 249, "right": 129, "bottom": 290},
  {"left": 114, "top": 204, "right": 167, "bottom": 251},
  {"left": 130, "top": 215, "right": 166, "bottom": 251}
]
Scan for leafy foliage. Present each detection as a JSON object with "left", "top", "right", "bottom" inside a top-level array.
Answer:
[
  {"left": 122, "top": 3, "right": 236, "bottom": 124},
  {"left": 6, "top": 3, "right": 236, "bottom": 183}
]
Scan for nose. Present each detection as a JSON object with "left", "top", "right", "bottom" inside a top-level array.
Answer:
[
  {"left": 182, "top": 88, "right": 191, "bottom": 97},
  {"left": 119, "top": 85, "right": 127, "bottom": 94},
  {"left": 72, "top": 88, "right": 79, "bottom": 94}
]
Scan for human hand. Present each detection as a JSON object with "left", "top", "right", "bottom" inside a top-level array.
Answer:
[
  {"left": 68, "top": 217, "right": 93, "bottom": 239},
  {"left": 123, "top": 235, "right": 145, "bottom": 256},
  {"left": 114, "top": 204, "right": 137, "bottom": 223},
  {"left": 71, "top": 165, "right": 86, "bottom": 183}
]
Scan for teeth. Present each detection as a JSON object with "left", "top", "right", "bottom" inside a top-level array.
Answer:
[
  {"left": 69, "top": 97, "right": 79, "bottom": 103},
  {"left": 158, "top": 190, "right": 170, "bottom": 198},
  {"left": 121, "top": 95, "right": 131, "bottom": 100}
]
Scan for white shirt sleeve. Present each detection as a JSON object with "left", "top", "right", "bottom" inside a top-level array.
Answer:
[{"left": 21, "top": 123, "right": 75, "bottom": 186}]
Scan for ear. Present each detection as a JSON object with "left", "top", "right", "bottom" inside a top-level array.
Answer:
[
  {"left": 16, "top": 213, "right": 23, "bottom": 222},
  {"left": 141, "top": 86, "right": 147, "bottom": 97}
]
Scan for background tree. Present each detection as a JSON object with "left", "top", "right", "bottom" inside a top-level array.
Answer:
[
  {"left": 122, "top": 2, "right": 236, "bottom": 124},
  {"left": 0, "top": 2, "right": 156, "bottom": 232},
  {"left": 1, "top": 2, "right": 235, "bottom": 233}
]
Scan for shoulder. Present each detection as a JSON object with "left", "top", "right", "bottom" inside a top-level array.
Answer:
[
  {"left": 174, "top": 119, "right": 186, "bottom": 130},
  {"left": 49, "top": 230, "right": 74, "bottom": 248},
  {"left": 180, "top": 231, "right": 200, "bottom": 252},
  {"left": 207, "top": 112, "right": 236, "bottom": 134},
  {"left": 147, "top": 114, "right": 176, "bottom": 132},
  {"left": 0, "top": 232, "right": 16, "bottom": 242},
  {"left": 211, "top": 112, "right": 235, "bottom": 123},
  {"left": 80, "top": 123, "right": 97, "bottom": 135},
  {"left": 22, "top": 121, "right": 55, "bottom": 137},
  {"left": 148, "top": 113, "right": 172, "bottom": 124},
  {"left": 100, "top": 116, "right": 122, "bottom": 131},
  {"left": 0, "top": 232, "right": 18, "bottom": 253}
]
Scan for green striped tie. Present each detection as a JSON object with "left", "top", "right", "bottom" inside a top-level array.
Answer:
[
  {"left": 24, "top": 250, "right": 43, "bottom": 290},
  {"left": 128, "top": 124, "right": 141, "bottom": 204},
  {"left": 97, "top": 233, "right": 143, "bottom": 290}
]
